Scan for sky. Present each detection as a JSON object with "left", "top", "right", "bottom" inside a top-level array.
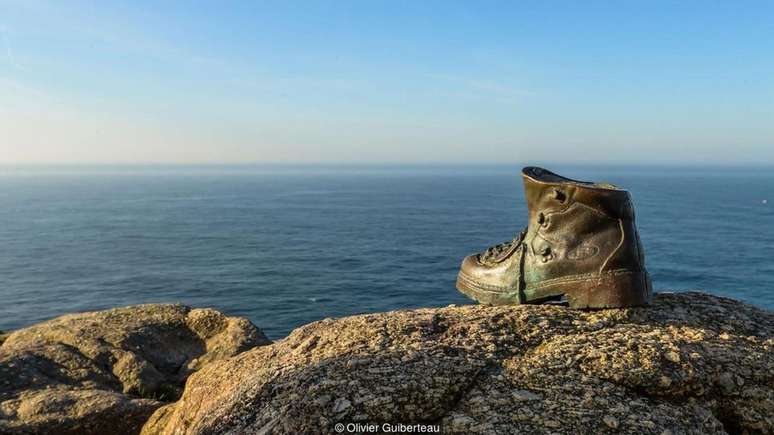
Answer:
[{"left": 1, "top": 1, "right": 773, "bottom": 165}]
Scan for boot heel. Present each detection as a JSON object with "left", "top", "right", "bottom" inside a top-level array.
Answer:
[{"left": 564, "top": 270, "right": 652, "bottom": 309}]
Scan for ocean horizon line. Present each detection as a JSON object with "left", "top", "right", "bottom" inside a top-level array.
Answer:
[{"left": 2, "top": 161, "right": 774, "bottom": 170}]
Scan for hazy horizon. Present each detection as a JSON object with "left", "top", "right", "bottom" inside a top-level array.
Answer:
[
  {"left": 2, "top": 1, "right": 773, "bottom": 165},
  {"left": 3, "top": 162, "right": 774, "bottom": 171}
]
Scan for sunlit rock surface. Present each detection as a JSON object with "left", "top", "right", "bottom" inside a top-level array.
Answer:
[{"left": 143, "top": 292, "right": 772, "bottom": 435}]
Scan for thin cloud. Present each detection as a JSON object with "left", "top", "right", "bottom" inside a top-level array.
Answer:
[
  {"left": 2, "top": 30, "right": 23, "bottom": 70},
  {"left": 424, "top": 73, "right": 536, "bottom": 100}
]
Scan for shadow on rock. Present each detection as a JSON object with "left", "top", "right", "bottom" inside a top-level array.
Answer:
[{"left": 0, "top": 304, "right": 270, "bottom": 435}]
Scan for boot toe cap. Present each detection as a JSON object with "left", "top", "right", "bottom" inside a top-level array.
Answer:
[{"left": 456, "top": 255, "right": 521, "bottom": 305}]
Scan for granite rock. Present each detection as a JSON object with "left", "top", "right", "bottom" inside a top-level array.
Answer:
[
  {"left": 142, "top": 292, "right": 773, "bottom": 435},
  {"left": 0, "top": 304, "right": 269, "bottom": 435}
]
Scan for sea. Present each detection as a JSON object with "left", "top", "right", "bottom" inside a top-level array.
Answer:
[{"left": 1, "top": 165, "right": 772, "bottom": 339}]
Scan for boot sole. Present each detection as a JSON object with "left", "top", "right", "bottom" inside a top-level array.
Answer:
[{"left": 456, "top": 269, "right": 652, "bottom": 309}]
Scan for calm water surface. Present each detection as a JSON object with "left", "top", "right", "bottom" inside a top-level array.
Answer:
[{"left": 1, "top": 165, "right": 772, "bottom": 338}]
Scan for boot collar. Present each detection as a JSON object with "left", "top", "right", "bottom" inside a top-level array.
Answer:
[
  {"left": 521, "top": 167, "right": 622, "bottom": 191},
  {"left": 521, "top": 167, "right": 634, "bottom": 220}
]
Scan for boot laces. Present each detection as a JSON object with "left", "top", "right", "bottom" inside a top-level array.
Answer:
[{"left": 479, "top": 229, "right": 526, "bottom": 263}]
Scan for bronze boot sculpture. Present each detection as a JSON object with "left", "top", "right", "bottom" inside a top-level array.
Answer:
[{"left": 456, "top": 167, "right": 652, "bottom": 308}]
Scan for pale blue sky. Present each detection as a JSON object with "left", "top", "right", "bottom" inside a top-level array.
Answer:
[{"left": 1, "top": 1, "right": 773, "bottom": 164}]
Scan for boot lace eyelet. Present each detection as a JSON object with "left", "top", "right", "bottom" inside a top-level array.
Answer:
[
  {"left": 553, "top": 189, "right": 566, "bottom": 203},
  {"left": 540, "top": 246, "right": 553, "bottom": 262}
]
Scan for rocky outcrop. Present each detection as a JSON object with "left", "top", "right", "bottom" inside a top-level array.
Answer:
[
  {"left": 143, "top": 293, "right": 773, "bottom": 435},
  {"left": 0, "top": 304, "right": 269, "bottom": 435}
]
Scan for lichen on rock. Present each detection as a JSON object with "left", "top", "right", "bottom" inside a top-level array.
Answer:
[{"left": 143, "top": 292, "right": 773, "bottom": 435}]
